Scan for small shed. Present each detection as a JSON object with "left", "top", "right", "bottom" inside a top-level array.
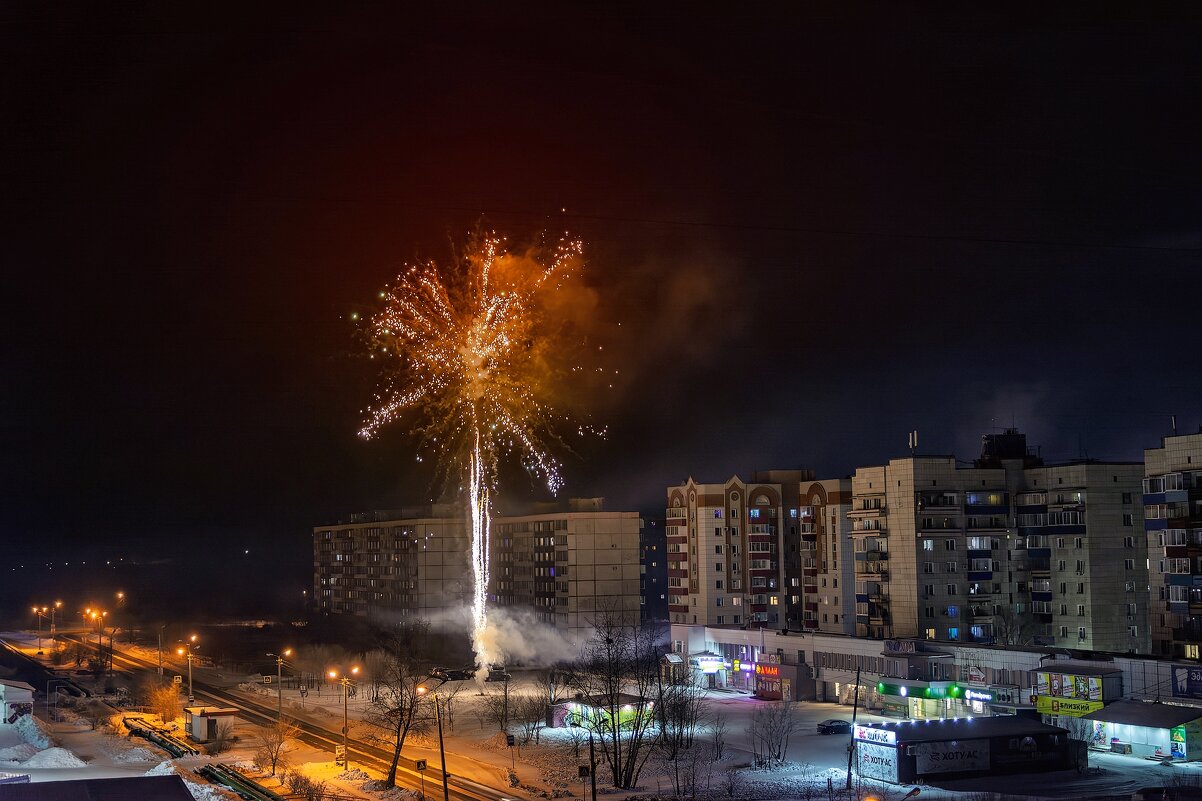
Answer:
[
  {"left": 0, "top": 681, "right": 35, "bottom": 726},
  {"left": 182, "top": 706, "right": 239, "bottom": 743}
]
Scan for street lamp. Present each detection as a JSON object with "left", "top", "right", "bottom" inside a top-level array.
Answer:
[
  {"left": 417, "top": 677, "right": 452, "bottom": 801},
  {"left": 268, "top": 649, "right": 292, "bottom": 721},
  {"left": 49, "top": 601, "right": 62, "bottom": 641},
  {"left": 176, "top": 634, "right": 198, "bottom": 703},
  {"left": 31, "top": 607, "right": 46, "bottom": 654},
  {"left": 328, "top": 666, "right": 359, "bottom": 771}
]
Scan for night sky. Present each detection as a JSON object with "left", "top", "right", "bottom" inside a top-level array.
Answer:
[{"left": 5, "top": 5, "right": 1202, "bottom": 612}]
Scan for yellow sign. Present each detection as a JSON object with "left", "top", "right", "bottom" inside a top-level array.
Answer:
[{"left": 1034, "top": 695, "right": 1103, "bottom": 717}]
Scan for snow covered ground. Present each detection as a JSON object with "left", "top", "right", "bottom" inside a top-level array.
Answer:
[{"left": 10, "top": 629, "right": 1201, "bottom": 801}]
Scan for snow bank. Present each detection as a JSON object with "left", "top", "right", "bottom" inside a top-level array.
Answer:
[
  {"left": 146, "top": 760, "right": 177, "bottom": 776},
  {"left": 145, "top": 762, "right": 239, "bottom": 801},
  {"left": 0, "top": 744, "right": 38, "bottom": 763},
  {"left": 14, "top": 715, "right": 51, "bottom": 749},
  {"left": 20, "top": 747, "right": 87, "bottom": 768},
  {"left": 114, "top": 746, "right": 159, "bottom": 763}
]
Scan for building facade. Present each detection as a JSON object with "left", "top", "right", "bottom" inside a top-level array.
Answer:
[
  {"left": 1145, "top": 432, "right": 1202, "bottom": 658},
  {"left": 848, "top": 430, "right": 1148, "bottom": 653},
  {"left": 793, "top": 478, "right": 854, "bottom": 635},
  {"left": 313, "top": 501, "right": 641, "bottom": 631},
  {"left": 640, "top": 517, "right": 669, "bottom": 623}
]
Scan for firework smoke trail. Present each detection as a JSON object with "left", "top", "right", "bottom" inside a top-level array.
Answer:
[{"left": 358, "top": 231, "right": 590, "bottom": 670}]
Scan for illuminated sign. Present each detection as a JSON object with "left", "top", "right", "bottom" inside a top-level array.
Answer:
[
  {"left": 1033, "top": 695, "right": 1103, "bottom": 717},
  {"left": 755, "top": 664, "right": 780, "bottom": 678},
  {"left": 964, "top": 689, "right": 994, "bottom": 703},
  {"left": 854, "top": 726, "right": 897, "bottom": 746}
]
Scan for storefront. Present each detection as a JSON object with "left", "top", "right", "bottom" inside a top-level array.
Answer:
[
  {"left": 688, "top": 653, "right": 728, "bottom": 689},
  {"left": 854, "top": 717, "right": 1072, "bottom": 784},
  {"left": 876, "top": 679, "right": 963, "bottom": 720},
  {"left": 1081, "top": 700, "right": 1202, "bottom": 760}
]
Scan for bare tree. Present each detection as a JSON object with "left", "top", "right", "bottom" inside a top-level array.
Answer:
[
  {"left": 150, "top": 684, "right": 181, "bottom": 726},
  {"left": 993, "top": 603, "right": 1037, "bottom": 646},
  {"left": 255, "top": 718, "right": 301, "bottom": 776},
  {"left": 208, "top": 720, "right": 237, "bottom": 755},
  {"left": 82, "top": 700, "right": 110, "bottom": 731},
  {"left": 360, "top": 648, "right": 391, "bottom": 704},
  {"left": 711, "top": 711, "right": 728, "bottom": 760},
  {"left": 439, "top": 681, "right": 464, "bottom": 733},
  {"left": 746, "top": 702, "right": 797, "bottom": 768},
  {"left": 513, "top": 693, "right": 545, "bottom": 744},
  {"left": 566, "top": 608, "right": 661, "bottom": 790},
  {"left": 658, "top": 671, "right": 706, "bottom": 759},
  {"left": 364, "top": 622, "right": 433, "bottom": 788}
]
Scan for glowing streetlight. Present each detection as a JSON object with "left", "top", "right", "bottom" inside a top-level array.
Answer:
[
  {"left": 417, "top": 677, "right": 451, "bottom": 801},
  {"left": 177, "top": 635, "right": 198, "bottom": 703},
  {"left": 267, "top": 649, "right": 292, "bottom": 721},
  {"left": 31, "top": 607, "right": 47, "bottom": 654},
  {"left": 328, "top": 666, "right": 359, "bottom": 771}
]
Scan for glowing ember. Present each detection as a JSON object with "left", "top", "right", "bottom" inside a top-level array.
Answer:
[{"left": 358, "top": 230, "right": 591, "bottom": 668}]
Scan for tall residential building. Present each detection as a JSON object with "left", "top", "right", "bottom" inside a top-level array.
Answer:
[
  {"left": 1145, "top": 432, "right": 1202, "bottom": 658},
  {"left": 790, "top": 478, "right": 854, "bottom": 635},
  {"left": 640, "top": 517, "right": 669, "bottom": 623},
  {"left": 313, "top": 500, "right": 642, "bottom": 631},
  {"left": 666, "top": 470, "right": 835, "bottom": 628},
  {"left": 848, "top": 430, "right": 1148, "bottom": 652}
]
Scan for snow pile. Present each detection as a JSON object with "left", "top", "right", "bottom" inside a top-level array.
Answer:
[
  {"left": 0, "top": 744, "right": 39, "bottom": 763},
  {"left": 20, "top": 747, "right": 87, "bottom": 768},
  {"left": 338, "top": 767, "right": 370, "bottom": 781},
  {"left": 14, "top": 715, "right": 51, "bottom": 748},
  {"left": 362, "top": 779, "right": 423, "bottom": 800},
  {"left": 114, "top": 746, "right": 159, "bottom": 763},
  {"left": 146, "top": 760, "right": 177, "bottom": 776}
]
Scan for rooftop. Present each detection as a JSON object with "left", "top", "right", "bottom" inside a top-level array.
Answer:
[
  {"left": 1083, "top": 700, "right": 1202, "bottom": 729},
  {"left": 857, "top": 716, "right": 1066, "bottom": 744}
]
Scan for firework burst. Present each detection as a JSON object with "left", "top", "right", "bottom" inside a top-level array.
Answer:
[{"left": 359, "top": 230, "right": 590, "bottom": 668}]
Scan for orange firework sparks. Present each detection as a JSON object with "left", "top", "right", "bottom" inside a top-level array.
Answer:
[{"left": 358, "top": 229, "right": 593, "bottom": 667}]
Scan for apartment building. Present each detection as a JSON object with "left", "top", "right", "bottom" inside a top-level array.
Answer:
[
  {"left": 666, "top": 470, "right": 857, "bottom": 630},
  {"left": 848, "top": 430, "right": 1148, "bottom": 652},
  {"left": 313, "top": 499, "right": 641, "bottom": 632},
  {"left": 790, "top": 478, "right": 854, "bottom": 635},
  {"left": 1145, "top": 431, "right": 1202, "bottom": 658}
]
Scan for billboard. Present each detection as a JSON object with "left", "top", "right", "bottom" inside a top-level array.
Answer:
[
  {"left": 1034, "top": 695, "right": 1103, "bottom": 717},
  {"left": 1172, "top": 666, "right": 1202, "bottom": 700},
  {"left": 857, "top": 742, "right": 898, "bottom": 782},
  {"left": 1033, "top": 672, "right": 1101, "bottom": 700},
  {"left": 912, "top": 739, "right": 990, "bottom": 774}
]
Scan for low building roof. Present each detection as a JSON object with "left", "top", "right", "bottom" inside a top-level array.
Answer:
[
  {"left": 0, "top": 775, "right": 194, "bottom": 801},
  {"left": 859, "top": 716, "right": 1067, "bottom": 744},
  {"left": 1082, "top": 700, "right": 1202, "bottom": 729},
  {"left": 1032, "top": 661, "right": 1123, "bottom": 676},
  {"left": 574, "top": 693, "right": 649, "bottom": 709},
  {"left": 182, "top": 706, "right": 240, "bottom": 717},
  {"left": 0, "top": 680, "right": 35, "bottom": 693}
]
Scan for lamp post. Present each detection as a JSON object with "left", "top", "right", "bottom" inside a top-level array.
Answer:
[
  {"left": 328, "top": 666, "right": 359, "bottom": 771},
  {"left": 418, "top": 677, "right": 452, "bottom": 801},
  {"left": 49, "top": 601, "right": 61, "bottom": 642},
  {"left": 31, "top": 607, "right": 46, "bottom": 654},
  {"left": 115, "top": 592, "right": 126, "bottom": 644},
  {"left": 268, "top": 649, "right": 292, "bottom": 721},
  {"left": 177, "top": 635, "right": 198, "bottom": 703}
]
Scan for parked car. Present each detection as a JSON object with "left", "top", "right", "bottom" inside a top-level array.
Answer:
[
  {"left": 431, "top": 667, "right": 476, "bottom": 682},
  {"left": 817, "top": 719, "right": 851, "bottom": 735}
]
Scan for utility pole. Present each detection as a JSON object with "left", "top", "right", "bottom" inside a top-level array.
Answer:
[
  {"left": 589, "top": 730, "right": 597, "bottom": 801},
  {"left": 845, "top": 666, "right": 861, "bottom": 791}
]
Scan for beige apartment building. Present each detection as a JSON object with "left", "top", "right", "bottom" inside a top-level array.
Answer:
[
  {"left": 313, "top": 499, "right": 641, "bottom": 632},
  {"left": 665, "top": 471, "right": 854, "bottom": 633},
  {"left": 848, "top": 430, "right": 1148, "bottom": 653},
  {"left": 1144, "top": 431, "right": 1202, "bottom": 658}
]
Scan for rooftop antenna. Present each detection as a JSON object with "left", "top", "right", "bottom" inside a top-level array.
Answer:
[
  {"left": 1172, "top": 415, "right": 1178, "bottom": 436},
  {"left": 908, "top": 430, "right": 918, "bottom": 455}
]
